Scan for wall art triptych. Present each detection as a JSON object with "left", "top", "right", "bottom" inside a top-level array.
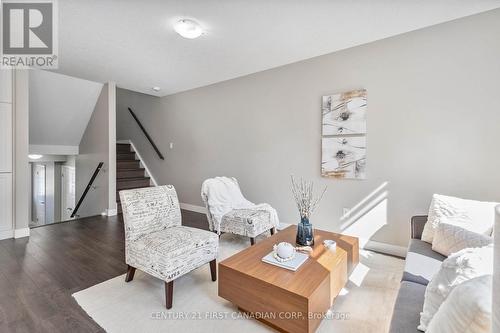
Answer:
[{"left": 321, "top": 89, "right": 367, "bottom": 179}]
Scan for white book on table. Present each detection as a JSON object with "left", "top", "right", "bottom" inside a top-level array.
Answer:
[{"left": 261, "top": 251, "right": 309, "bottom": 271}]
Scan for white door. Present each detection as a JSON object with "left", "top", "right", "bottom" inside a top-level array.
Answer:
[
  {"left": 61, "top": 166, "right": 75, "bottom": 221},
  {"left": 33, "top": 165, "right": 46, "bottom": 225}
]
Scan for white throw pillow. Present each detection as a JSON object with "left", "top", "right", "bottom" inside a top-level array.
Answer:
[
  {"left": 426, "top": 275, "right": 492, "bottom": 333},
  {"left": 418, "top": 245, "right": 493, "bottom": 331},
  {"left": 421, "top": 194, "right": 498, "bottom": 244},
  {"left": 431, "top": 222, "right": 493, "bottom": 257}
]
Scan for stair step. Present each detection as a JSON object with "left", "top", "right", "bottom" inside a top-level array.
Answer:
[
  {"left": 116, "top": 142, "right": 154, "bottom": 216},
  {"left": 117, "top": 143, "right": 131, "bottom": 153},
  {"left": 117, "top": 168, "right": 145, "bottom": 179},
  {"left": 117, "top": 160, "right": 140, "bottom": 169},
  {"left": 116, "top": 186, "right": 154, "bottom": 201},
  {"left": 117, "top": 177, "right": 151, "bottom": 190},
  {"left": 117, "top": 152, "right": 136, "bottom": 161}
]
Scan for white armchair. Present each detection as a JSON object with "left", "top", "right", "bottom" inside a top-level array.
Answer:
[
  {"left": 201, "top": 177, "right": 279, "bottom": 245},
  {"left": 119, "top": 185, "right": 218, "bottom": 309}
]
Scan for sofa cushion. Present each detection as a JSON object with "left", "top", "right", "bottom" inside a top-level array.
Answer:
[
  {"left": 389, "top": 281, "right": 426, "bottom": 333},
  {"left": 419, "top": 245, "right": 494, "bottom": 331},
  {"left": 422, "top": 194, "right": 498, "bottom": 244},
  {"left": 402, "top": 239, "right": 446, "bottom": 285},
  {"left": 426, "top": 275, "right": 492, "bottom": 333},
  {"left": 432, "top": 222, "right": 492, "bottom": 256}
]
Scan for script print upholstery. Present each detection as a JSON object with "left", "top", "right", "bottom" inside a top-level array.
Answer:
[
  {"left": 120, "top": 185, "right": 218, "bottom": 283},
  {"left": 220, "top": 209, "right": 275, "bottom": 238},
  {"left": 120, "top": 185, "right": 181, "bottom": 242},
  {"left": 201, "top": 177, "right": 279, "bottom": 239}
]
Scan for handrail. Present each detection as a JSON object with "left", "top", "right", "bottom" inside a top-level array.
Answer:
[
  {"left": 71, "top": 162, "right": 104, "bottom": 218},
  {"left": 128, "top": 107, "right": 165, "bottom": 160}
]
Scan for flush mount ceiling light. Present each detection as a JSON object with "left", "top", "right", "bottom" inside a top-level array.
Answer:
[
  {"left": 152, "top": 86, "right": 161, "bottom": 92},
  {"left": 174, "top": 19, "right": 203, "bottom": 39},
  {"left": 28, "top": 154, "right": 43, "bottom": 159}
]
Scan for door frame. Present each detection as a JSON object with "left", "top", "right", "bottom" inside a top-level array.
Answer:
[
  {"left": 32, "top": 164, "right": 46, "bottom": 226},
  {"left": 61, "top": 165, "right": 76, "bottom": 221}
]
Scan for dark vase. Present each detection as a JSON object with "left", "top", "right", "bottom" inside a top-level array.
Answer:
[{"left": 296, "top": 217, "right": 314, "bottom": 246}]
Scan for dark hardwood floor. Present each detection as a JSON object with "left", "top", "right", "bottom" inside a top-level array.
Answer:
[{"left": 0, "top": 210, "right": 209, "bottom": 333}]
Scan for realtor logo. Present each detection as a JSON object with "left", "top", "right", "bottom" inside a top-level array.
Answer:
[{"left": 1, "top": 0, "right": 58, "bottom": 68}]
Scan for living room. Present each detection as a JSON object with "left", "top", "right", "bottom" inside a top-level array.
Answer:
[{"left": 0, "top": 1, "right": 499, "bottom": 333}]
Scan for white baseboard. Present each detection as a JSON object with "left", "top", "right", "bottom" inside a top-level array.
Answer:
[
  {"left": 364, "top": 240, "right": 407, "bottom": 258},
  {"left": 14, "top": 228, "right": 30, "bottom": 239},
  {"left": 180, "top": 203, "right": 206, "bottom": 214},
  {"left": 277, "top": 223, "right": 291, "bottom": 231},
  {"left": 0, "top": 230, "right": 14, "bottom": 240},
  {"left": 0, "top": 228, "right": 30, "bottom": 240},
  {"left": 105, "top": 208, "right": 117, "bottom": 217}
]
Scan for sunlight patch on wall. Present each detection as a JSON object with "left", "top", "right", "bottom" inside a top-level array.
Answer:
[{"left": 340, "top": 182, "right": 389, "bottom": 248}]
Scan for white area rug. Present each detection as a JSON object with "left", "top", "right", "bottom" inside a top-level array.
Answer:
[{"left": 73, "top": 234, "right": 404, "bottom": 333}]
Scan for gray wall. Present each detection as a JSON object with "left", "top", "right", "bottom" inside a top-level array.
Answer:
[
  {"left": 29, "top": 69, "right": 103, "bottom": 152},
  {"left": 117, "top": 9, "right": 500, "bottom": 247},
  {"left": 117, "top": 89, "right": 162, "bottom": 145},
  {"left": 76, "top": 83, "right": 116, "bottom": 218}
]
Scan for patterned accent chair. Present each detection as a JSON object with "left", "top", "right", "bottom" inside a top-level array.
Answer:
[
  {"left": 201, "top": 177, "right": 278, "bottom": 246},
  {"left": 119, "top": 185, "right": 218, "bottom": 309}
]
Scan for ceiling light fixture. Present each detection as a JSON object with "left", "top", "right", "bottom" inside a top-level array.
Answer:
[
  {"left": 28, "top": 154, "right": 43, "bottom": 160},
  {"left": 152, "top": 86, "right": 161, "bottom": 92},
  {"left": 174, "top": 19, "right": 203, "bottom": 39}
]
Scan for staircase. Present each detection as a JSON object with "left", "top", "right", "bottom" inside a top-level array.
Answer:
[{"left": 116, "top": 143, "right": 153, "bottom": 214}]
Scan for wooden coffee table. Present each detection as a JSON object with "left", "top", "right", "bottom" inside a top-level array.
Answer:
[{"left": 218, "top": 226, "right": 359, "bottom": 333}]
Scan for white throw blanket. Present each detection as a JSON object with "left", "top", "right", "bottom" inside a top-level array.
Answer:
[{"left": 201, "top": 177, "right": 279, "bottom": 234}]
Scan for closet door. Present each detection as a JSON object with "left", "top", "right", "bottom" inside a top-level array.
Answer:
[
  {"left": 0, "top": 69, "right": 13, "bottom": 235},
  {"left": 0, "top": 174, "right": 13, "bottom": 232},
  {"left": 0, "top": 70, "right": 12, "bottom": 103},
  {"left": 0, "top": 103, "right": 13, "bottom": 172}
]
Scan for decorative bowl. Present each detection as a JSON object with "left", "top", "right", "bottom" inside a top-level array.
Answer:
[{"left": 274, "top": 242, "right": 295, "bottom": 260}]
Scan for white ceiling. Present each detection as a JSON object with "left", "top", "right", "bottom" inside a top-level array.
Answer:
[
  {"left": 29, "top": 70, "right": 103, "bottom": 147},
  {"left": 53, "top": 0, "right": 500, "bottom": 96}
]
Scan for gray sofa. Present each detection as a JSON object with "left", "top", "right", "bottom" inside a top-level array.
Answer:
[{"left": 389, "top": 216, "right": 446, "bottom": 333}]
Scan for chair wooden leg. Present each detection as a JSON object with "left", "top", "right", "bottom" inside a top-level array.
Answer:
[
  {"left": 165, "top": 281, "right": 174, "bottom": 309},
  {"left": 125, "top": 265, "right": 136, "bottom": 282},
  {"left": 270, "top": 227, "right": 276, "bottom": 236},
  {"left": 250, "top": 237, "right": 256, "bottom": 246},
  {"left": 209, "top": 259, "right": 217, "bottom": 281}
]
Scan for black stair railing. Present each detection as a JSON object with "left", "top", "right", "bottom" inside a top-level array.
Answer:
[
  {"left": 128, "top": 107, "right": 165, "bottom": 160},
  {"left": 71, "top": 162, "right": 104, "bottom": 218}
]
